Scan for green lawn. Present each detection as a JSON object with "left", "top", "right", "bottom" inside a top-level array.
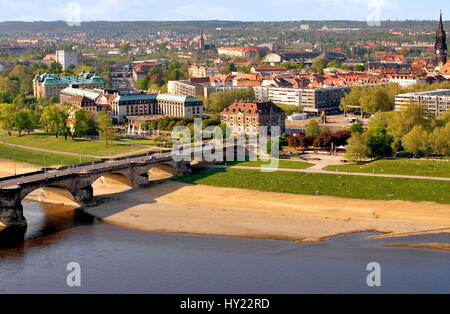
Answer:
[
  {"left": 323, "top": 159, "right": 450, "bottom": 178},
  {"left": 0, "top": 144, "right": 96, "bottom": 167},
  {"left": 177, "top": 168, "right": 450, "bottom": 204},
  {"left": 0, "top": 133, "right": 143, "bottom": 157},
  {"left": 223, "top": 158, "right": 313, "bottom": 169},
  {"left": 118, "top": 138, "right": 157, "bottom": 145}
]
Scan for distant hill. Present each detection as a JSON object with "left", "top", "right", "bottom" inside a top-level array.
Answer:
[{"left": 0, "top": 20, "right": 447, "bottom": 35}]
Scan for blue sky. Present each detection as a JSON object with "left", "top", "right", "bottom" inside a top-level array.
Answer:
[{"left": 0, "top": 0, "right": 448, "bottom": 22}]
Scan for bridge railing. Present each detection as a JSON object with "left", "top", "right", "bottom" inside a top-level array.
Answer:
[{"left": 0, "top": 169, "right": 53, "bottom": 182}]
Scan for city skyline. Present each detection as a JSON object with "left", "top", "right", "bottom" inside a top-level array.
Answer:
[{"left": 0, "top": 0, "right": 449, "bottom": 22}]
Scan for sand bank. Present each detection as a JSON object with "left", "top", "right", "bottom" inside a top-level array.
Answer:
[
  {"left": 382, "top": 243, "right": 450, "bottom": 252},
  {"left": 0, "top": 159, "right": 40, "bottom": 178},
  {"left": 86, "top": 181, "right": 450, "bottom": 243}
]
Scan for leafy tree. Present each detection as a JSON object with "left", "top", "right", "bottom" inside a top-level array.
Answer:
[
  {"left": 14, "top": 109, "right": 32, "bottom": 135},
  {"left": 219, "top": 62, "right": 237, "bottom": 74},
  {"left": 313, "top": 132, "right": 332, "bottom": 148},
  {"left": 330, "top": 130, "right": 352, "bottom": 146},
  {"left": 340, "top": 86, "right": 364, "bottom": 111},
  {"left": 305, "top": 120, "right": 321, "bottom": 138},
  {"left": 0, "top": 77, "right": 20, "bottom": 98},
  {"left": 430, "top": 122, "right": 450, "bottom": 157},
  {"left": 0, "top": 103, "right": 17, "bottom": 135},
  {"left": 345, "top": 133, "right": 368, "bottom": 162},
  {"left": 365, "top": 126, "right": 393, "bottom": 159},
  {"left": 49, "top": 62, "right": 62, "bottom": 74},
  {"left": 20, "top": 76, "right": 33, "bottom": 94},
  {"left": 311, "top": 57, "right": 328, "bottom": 74},
  {"left": 73, "top": 109, "right": 96, "bottom": 138},
  {"left": 136, "top": 77, "right": 149, "bottom": 90},
  {"left": 120, "top": 43, "right": 132, "bottom": 54},
  {"left": 207, "top": 88, "right": 255, "bottom": 113},
  {"left": 97, "top": 108, "right": 115, "bottom": 146},
  {"left": 386, "top": 102, "right": 430, "bottom": 151},
  {"left": 402, "top": 125, "right": 432, "bottom": 157},
  {"left": 349, "top": 123, "right": 363, "bottom": 134},
  {"left": 10, "top": 65, "right": 32, "bottom": 82},
  {"left": 359, "top": 86, "right": 392, "bottom": 113},
  {"left": 29, "top": 108, "right": 42, "bottom": 130},
  {"left": 40, "top": 105, "right": 68, "bottom": 138},
  {"left": 326, "top": 60, "right": 340, "bottom": 68},
  {"left": 353, "top": 64, "right": 366, "bottom": 72}
]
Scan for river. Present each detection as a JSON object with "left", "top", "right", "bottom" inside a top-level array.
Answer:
[{"left": 0, "top": 201, "right": 449, "bottom": 293}]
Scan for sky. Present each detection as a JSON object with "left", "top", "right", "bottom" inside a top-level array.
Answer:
[{"left": 0, "top": 0, "right": 448, "bottom": 22}]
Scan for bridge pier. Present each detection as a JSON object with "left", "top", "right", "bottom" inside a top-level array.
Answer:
[
  {"left": 0, "top": 188, "right": 27, "bottom": 229},
  {"left": 0, "top": 206, "right": 27, "bottom": 228},
  {"left": 73, "top": 185, "right": 95, "bottom": 206}
]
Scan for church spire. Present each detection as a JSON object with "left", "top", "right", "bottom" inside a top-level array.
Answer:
[{"left": 436, "top": 10, "right": 448, "bottom": 67}]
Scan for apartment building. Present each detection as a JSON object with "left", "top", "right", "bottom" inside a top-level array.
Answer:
[
  {"left": 267, "top": 87, "right": 302, "bottom": 106},
  {"left": 56, "top": 50, "right": 78, "bottom": 70},
  {"left": 301, "top": 87, "right": 352, "bottom": 114},
  {"left": 168, "top": 80, "right": 204, "bottom": 97},
  {"left": 188, "top": 64, "right": 219, "bottom": 78},
  {"left": 395, "top": 89, "right": 450, "bottom": 116}
]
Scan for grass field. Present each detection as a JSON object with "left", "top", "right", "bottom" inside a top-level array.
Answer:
[
  {"left": 223, "top": 159, "right": 313, "bottom": 169},
  {"left": 0, "top": 144, "right": 96, "bottom": 167},
  {"left": 0, "top": 133, "right": 143, "bottom": 157},
  {"left": 119, "top": 138, "right": 157, "bottom": 145},
  {"left": 177, "top": 168, "right": 450, "bottom": 204},
  {"left": 323, "top": 159, "right": 450, "bottom": 178}
]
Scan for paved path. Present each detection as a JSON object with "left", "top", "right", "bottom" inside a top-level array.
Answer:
[
  {"left": 0, "top": 140, "right": 159, "bottom": 159},
  {"left": 208, "top": 165, "right": 450, "bottom": 182}
]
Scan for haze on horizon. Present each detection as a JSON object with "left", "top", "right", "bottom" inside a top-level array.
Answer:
[{"left": 0, "top": 0, "right": 449, "bottom": 23}]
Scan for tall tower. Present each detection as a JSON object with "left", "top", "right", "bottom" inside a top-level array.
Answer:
[
  {"left": 435, "top": 10, "right": 448, "bottom": 67},
  {"left": 199, "top": 32, "right": 205, "bottom": 51}
]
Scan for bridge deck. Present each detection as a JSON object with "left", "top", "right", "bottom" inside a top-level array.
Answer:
[{"left": 0, "top": 152, "right": 173, "bottom": 189}]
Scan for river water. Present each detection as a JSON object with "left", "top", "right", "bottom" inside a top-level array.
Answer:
[{"left": 0, "top": 201, "right": 449, "bottom": 294}]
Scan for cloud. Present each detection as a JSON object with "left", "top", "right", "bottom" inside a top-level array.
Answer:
[
  {"left": 0, "top": 0, "right": 446, "bottom": 22},
  {"left": 161, "top": 1, "right": 235, "bottom": 20}
]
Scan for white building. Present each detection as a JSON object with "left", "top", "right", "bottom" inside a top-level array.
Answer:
[
  {"left": 268, "top": 87, "right": 302, "bottom": 106},
  {"left": 56, "top": 50, "right": 78, "bottom": 70},
  {"left": 395, "top": 89, "right": 450, "bottom": 116},
  {"left": 388, "top": 75, "right": 426, "bottom": 87}
]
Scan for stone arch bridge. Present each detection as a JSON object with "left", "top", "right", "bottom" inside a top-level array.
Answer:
[{"left": 0, "top": 144, "right": 246, "bottom": 229}]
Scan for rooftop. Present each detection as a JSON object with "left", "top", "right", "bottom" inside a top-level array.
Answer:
[
  {"left": 114, "top": 93, "right": 158, "bottom": 102},
  {"left": 396, "top": 89, "right": 450, "bottom": 97},
  {"left": 60, "top": 87, "right": 101, "bottom": 100},
  {"left": 34, "top": 71, "right": 105, "bottom": 86},
  {"left": 156, "top": 94, "right": 201, "bottom": 103}
]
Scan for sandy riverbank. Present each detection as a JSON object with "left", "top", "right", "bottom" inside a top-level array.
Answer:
[
  {"left": 85, "top": 181, "right": 450, "bottom": 243},
  {"left": 0, "top": 159, "right": 41, "bottom": 178}
]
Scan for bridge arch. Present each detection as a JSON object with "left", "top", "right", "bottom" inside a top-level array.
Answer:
[
  {"left": 22, "top": 186, "right": 79, "bottom": 207},
  {"left": 92, "top": 173, "right": 134, "bottom": 196},
  {"left": 147, "top": 163, "right": 177, "bottom": 181}
]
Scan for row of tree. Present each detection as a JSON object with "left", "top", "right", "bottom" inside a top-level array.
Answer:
[
  {"left": 287, "top": 128, "right": 351, "bottom": 149},
  {"left": 340, "top": 81, "right": 450, "bottom": 114},
  {"left": 203, "top": 88, "right": 255, "bottom": 113},
  {"left": 345, "top": 105, "right": 450, "bottom": 160},
  {"left": 0, "top": 102, "right": 115, "bottom": 144}
]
